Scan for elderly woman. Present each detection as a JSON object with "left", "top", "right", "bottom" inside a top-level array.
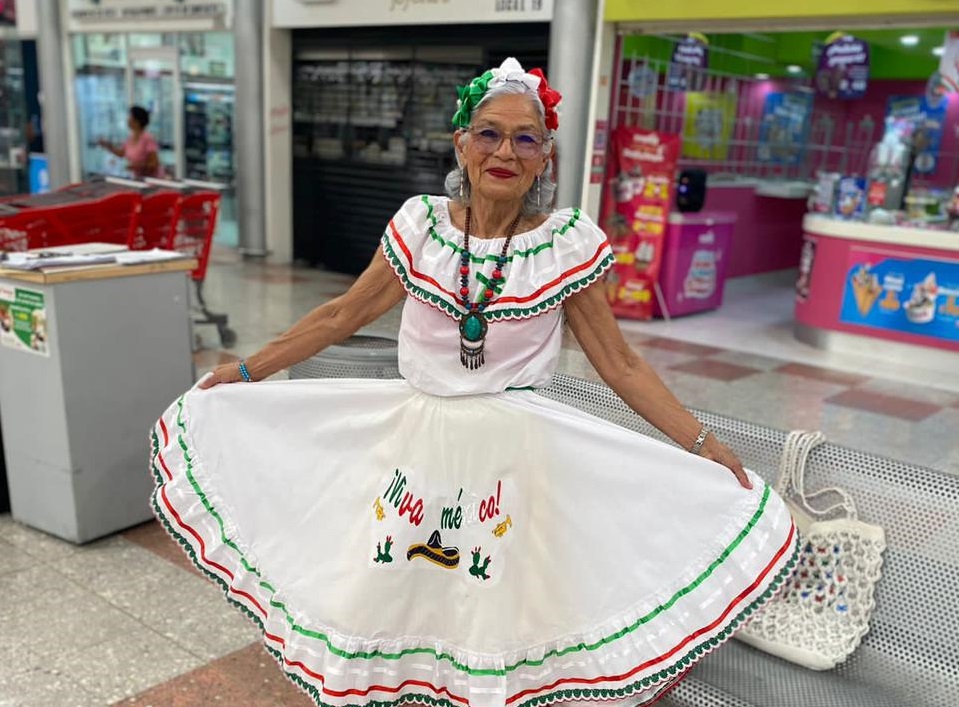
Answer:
[{"left": 153, "top": 59, "right": 796, "bottom": 707}]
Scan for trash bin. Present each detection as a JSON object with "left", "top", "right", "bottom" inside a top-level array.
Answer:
[{"left": 288, "top": 335, "right": 400, "bottom": 380}]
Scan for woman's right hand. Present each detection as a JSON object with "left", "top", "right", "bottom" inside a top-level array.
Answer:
[{"left": 198, "top": 361, "right": 247, "bottom": 389}]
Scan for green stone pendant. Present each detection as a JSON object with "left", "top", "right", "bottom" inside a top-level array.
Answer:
[{"left": 459, "top": 312, "right": 489, "bottom": 370}]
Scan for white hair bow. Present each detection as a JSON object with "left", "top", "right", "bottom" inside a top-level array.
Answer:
[{"left": 488, "top": 57, "right": 542, "bottom": 93}]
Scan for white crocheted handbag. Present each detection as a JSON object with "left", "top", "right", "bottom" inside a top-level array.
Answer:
[{"left": 736, "top": 431, "right": 886, "bottom": 670}]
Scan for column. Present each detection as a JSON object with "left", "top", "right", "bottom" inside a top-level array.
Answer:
[
  {"left": 233, "top": 0, "right": 268, "bottom": 257},
  {"left": 548, "top": 0, "right": 600, "bottom": 210},
  {"left": 35, "top": 0, "right": 71, "bottom": 189}
]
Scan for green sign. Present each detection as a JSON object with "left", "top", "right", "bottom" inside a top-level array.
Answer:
[{"left": 0, "top": 286, "right": 49, "bottom": 357}]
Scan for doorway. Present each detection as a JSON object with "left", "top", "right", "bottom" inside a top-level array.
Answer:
[
  {"left": 126, "top": 46, "right": 182, "bottom": 178},
  {"left": 72, "top": 32, "right": 237, "bottom": 246}
]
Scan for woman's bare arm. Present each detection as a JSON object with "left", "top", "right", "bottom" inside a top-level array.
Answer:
[
  {"left": 564, "top": 282, "right": 751, "bottom": 488},
  {"left": 200, "top": 251, "right": 405, "bottom": 388}
]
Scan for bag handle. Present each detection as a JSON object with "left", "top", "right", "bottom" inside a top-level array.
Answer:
[{"left": 777, "top": 430, "right": 859, "bottom": 521}]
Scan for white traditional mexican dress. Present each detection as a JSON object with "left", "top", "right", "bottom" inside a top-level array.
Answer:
[{"left": 151, "top": 195, "right": 799, "bottom": 707}]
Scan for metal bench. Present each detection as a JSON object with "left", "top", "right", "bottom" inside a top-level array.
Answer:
[
  {"left": 537, "top": 375, "right": 958, "bottom": 707},
  {"left": 293, "top": 342, "right": 958, "bottom": 707}
]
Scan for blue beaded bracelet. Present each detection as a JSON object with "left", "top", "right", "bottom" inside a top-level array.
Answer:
[{"left": 238, "top": 360, "right": 253, "bottom": 382}]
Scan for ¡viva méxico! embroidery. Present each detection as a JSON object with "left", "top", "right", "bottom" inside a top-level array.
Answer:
[{"left": 371, "top": 469, "right": 514, "bottom": 584}]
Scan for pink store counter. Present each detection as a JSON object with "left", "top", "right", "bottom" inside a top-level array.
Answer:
[
  {"left": 795, "top": 215, "right": 959, "bottom": 361},
  {"left": 653, "top": 212, "right": 736, "bottom": 318}
]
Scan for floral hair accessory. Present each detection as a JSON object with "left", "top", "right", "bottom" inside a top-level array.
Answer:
[
  {"left": 451, "top": 58, "right": 562, "bottom": 131},
  {"left": 528, "top": 68, "right": 561, "bottom": 131}
]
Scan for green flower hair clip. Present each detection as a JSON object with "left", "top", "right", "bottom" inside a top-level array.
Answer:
[{"left": 452, "top": 70, "right": 494, "bottom": 129}]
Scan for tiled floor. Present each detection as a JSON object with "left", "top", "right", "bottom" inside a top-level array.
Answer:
[{"left": 3, "top": 250, "right": 958, "bottom": 706}]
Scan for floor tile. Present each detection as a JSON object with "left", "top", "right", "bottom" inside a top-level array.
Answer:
[
  {"left": 50, "top": 628, "right": 204, "bottom": 705},
  {"left": 110, "top": 567, "right": 259, "bottom": 662},
  {"left": 0, "top": 539, "right": 39, "bottom": 576},
  {"left": 774, "top": 362, "right": 870, "bottom": 387},
  {"left": 243, "top": 272, "right": 313, "bottom": 285},
  {"left": 54, "top": 536, "right": 172, "bottom": 593},
  {"left": 854, "top": 378, "right": 959, "bottom": 408},
  {"left": 706, "top": 350, "right": 785, "bottom": 372},
  {"left": 669, "top": 359, "right": 763, "bottom": 382},
  {"left": 121, "top": 520, "right": 200, "bottom": 577},
  {"left": 0, "top": 667, "right": 100, "bottom": 707},
  {"left": 0, "top": 564, "right": 80, "bottom": 622},
  {"left": 825, "top": 389, "right": 942, "bottom": 422},
  {"left": 192, "top": 349, "right": 241, "bottom": 370},
  {"left": 639, "top": 336, "right": 723, "bottom": 357},
  {"left": 4, "top": 590, "right": 145, "bottom": 662},
  {"left": 113, "top": 643, "right": 314, "bottom": 707},
  {"left": 0, "top": 519, "right": 80, "bottom": 563}
]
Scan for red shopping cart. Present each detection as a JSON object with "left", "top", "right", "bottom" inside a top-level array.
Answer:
[
  {"left": 43, "top": 192, "right": 142, "bottom": 247},
  {"left": 130, "top": 190, "right": 182, "bottom": 250},
  {"left": 0, "top": 209, "right": 51, "bottom": 252},
  {"left": 166, "top": 190, "right": 236, "bottom": 348}
]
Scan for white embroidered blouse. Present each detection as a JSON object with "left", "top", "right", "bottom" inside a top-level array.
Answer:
[{"left": 382, "top": 195, "right": 614, "bottom": 396}]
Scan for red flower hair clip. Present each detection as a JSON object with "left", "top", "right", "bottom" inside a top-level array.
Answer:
[{"left": 529, "top": 68, "right": 562, "bottom": 131}]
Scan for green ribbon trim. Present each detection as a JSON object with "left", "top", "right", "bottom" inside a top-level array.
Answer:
[
  {"left": 452, "top": 70, "right": 494, "bottom": 129},
  {"left": 382, "top": 231, "right": 615, "bottom": 321},
  {"left": 421, "top": 195, "right": 582, "bottom": 264},
  {"left": 484, "top": 252, "right": 615, "bottom": 321},
  {"left": 154, "top": 407, "right": 792, "bottom": 683}
]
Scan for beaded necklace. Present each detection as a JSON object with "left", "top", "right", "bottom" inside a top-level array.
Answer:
[{"left": 457, "top": 206, "right": 522, "bottom": 370}]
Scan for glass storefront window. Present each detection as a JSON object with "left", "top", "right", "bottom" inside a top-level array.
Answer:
[
  {"left": 73, "top": 34, "right": 129, "bottom": 177},
  {"left": 0, "top": 39, "right": 27, "bottom": 195},
  {"left": 180, "top": 32, "right": 234, "bottom": 80},
  {"left": 128, "top": 33, "right": 177, "bottom": 50},
  {"left": 70, "top": 30, "right": 237, "bottom": 245}
]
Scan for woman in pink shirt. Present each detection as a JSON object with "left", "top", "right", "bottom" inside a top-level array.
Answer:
[{"left": 98, "top": 105, "right": 162, "bottom": 179}]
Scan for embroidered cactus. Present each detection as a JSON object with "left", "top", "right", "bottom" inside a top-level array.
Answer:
[
  {"left": 469, "top": 546, "right": 492, "bottom": 581},
  {"left": 374, "top": 536, "right": 394, "bottom": 564}
]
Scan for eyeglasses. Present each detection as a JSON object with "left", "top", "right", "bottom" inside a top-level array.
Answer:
[{"left": 468, "top": 127, "right": 547, "bottom": 160}]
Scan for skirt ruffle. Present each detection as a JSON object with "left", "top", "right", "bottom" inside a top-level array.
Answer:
[{"left": 151, "top": 379, "right": 798, "bottom": 707}]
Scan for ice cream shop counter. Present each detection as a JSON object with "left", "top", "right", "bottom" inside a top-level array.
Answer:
[{"left": 795, "top": 215, "right": 959, "bottom": 361}]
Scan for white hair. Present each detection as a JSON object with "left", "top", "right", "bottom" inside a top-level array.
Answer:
[{"left": 445, "top": 82, "right": 557, "bottom": 215}]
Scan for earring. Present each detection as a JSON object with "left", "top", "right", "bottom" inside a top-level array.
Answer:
[
  {"left": 460, "top": 168, "right": 464, "bottom": 199},
  {"left": 536, "top": 175, "right": 542, "bottom": 207}
]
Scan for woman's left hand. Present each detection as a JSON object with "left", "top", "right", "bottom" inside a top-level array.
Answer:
[{"left": 700, "top": 434, "right": 752, "bottom": 489}]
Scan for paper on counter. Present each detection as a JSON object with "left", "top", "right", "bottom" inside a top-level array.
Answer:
[{"left": 114, "top": 249, "right": 187, "bottom": 265}]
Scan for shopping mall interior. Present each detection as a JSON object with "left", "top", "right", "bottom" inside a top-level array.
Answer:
[{"left": 0, "top": 1, "right": 957, "bottom": 706}]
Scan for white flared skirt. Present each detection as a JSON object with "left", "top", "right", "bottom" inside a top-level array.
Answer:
[{"left": 151, "top": 379, "right": 797, "bottom": 707}]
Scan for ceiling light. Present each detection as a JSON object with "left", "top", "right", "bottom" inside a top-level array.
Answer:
[
  {"left": 933, "top": 46, "right": 945, "bottom": 57},
  {"left": 787, "top": 65, "right": 803, "bottom": 74},
  {"left": 755, "top": 73, "right": 770, "bottom": 80},
  {"left": 900, "top": 35, "right": 920, "bottom": 47}
]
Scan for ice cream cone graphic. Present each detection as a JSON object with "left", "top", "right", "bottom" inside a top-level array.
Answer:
[{"left": 851, "top": 266, "right": 882, "bottom": 317}]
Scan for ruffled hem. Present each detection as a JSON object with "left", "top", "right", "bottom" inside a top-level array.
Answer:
[
  {"left": 151, "top": 391, "right": 800, "bottom": 707},
  {"left": 381, "top": 196, "right": 615, "bottom": 322}
]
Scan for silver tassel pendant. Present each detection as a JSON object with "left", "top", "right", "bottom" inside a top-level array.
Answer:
[{"left": 459, "top": 312, "right": 488, "bottom": 370}]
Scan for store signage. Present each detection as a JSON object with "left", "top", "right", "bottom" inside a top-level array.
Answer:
[
  {"left": 682, "top": 91, "right": 737, "bottom": 161},
  {"left": 840, "top": 251, "right": 959, "bottom": 344},
  {"left": 815, "top": 34, "right": 870, "bottom": 100},
  {"left": 939, "top": 31, "right": 959, "bottom": 93},
  {"left": 886, "top": 95, "right": 948, "bottom": 175},
  {"left": 757, "top": 92, "right": 814, "bottom": 166},
  {"left": 600, "top": 128, "right": 681, "bottom": 320},
  {"left": 275, "top": 0, "right": 552, "bottom": 27},
  {"left": 67, "top": 0, "right": 232, "bottom": 31},
  {"left": 0, "top": 286, "right": 49, "bottom": 357},
  {"left": 667, "top": 34, "right": 708, "bottom": 91}
]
